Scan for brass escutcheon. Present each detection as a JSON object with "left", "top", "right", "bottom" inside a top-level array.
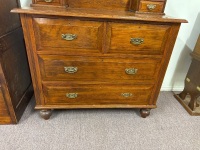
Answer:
[
  {"left": 121, "top": 93, "right": 133, "bottom": 98},
  {"left": 147, "top": 4, "right": 157, "bottom": 10},
  {"left": 125, "top": 68, "right": 138, "bottom": 75},
  {"left": 130, "top": 38, "right": 144, "bottom": 45},
  {"left": 64, "top": 67, "right": 78, "bottom": 74},
  {"left": 66, "top": 93, "right": 78, "bottom": 99},
  {"left": 197, "top": 86, "right": 200, "bottom": 92},
  {"left": 61, "top": 34, "right": 77, "bottom": 41},
  {"left": 44, "top": 0, "right": 53, "bottom": 2}
]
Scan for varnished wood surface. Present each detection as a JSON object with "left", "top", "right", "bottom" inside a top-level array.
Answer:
[
  {"left": 0, "top": 86, "right": 12, "bottom": 124},
  {"left": 138, "top": 1, "right": 164, "bottom": 13},
  {"left": 108, "top": 22, "right": 170, "bottom": 54},
  {"left": 15, "top": 0, "right": 186, "bottom": 118},
  {"left": 11, "top": 7, "right": 187, "bottom": 23},
  {"left": 33, "top": 18, "right": 104, "bottom": 51},
  {"left": 67, "top": 0, "right": 132, "bottom": 11},
  {"left": 43, "top": 83, "right": 153, "bottom": 105},
  {"left": 0, "top": 0, "right": 20, "bottom": 36},
  {"left": 38, "top": 55, "right": 161, "bottom": 81},
  {"left": 0, "top": 0, "right": 33, "bottom": 124},
  {"left": 0, "top": 28, "right": 34, "bottom": 124}
]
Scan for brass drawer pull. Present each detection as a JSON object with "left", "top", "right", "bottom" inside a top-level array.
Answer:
[
  {"left": 44, "top": 0, "right": 53, "bottom": 2},
  {"left": 130, "top": 38, "right": 144, "bottom": 45},
  {"left": 147, "top": 4, "right": 157, "bottom": 11},
  {"left": 121, "top": 93, "right": 133, "bottom": 98},
  {"left": 197, "top": 86, "right": 200, "bottom": 92},
  {"left": 66, "top": 93, "right": 78, "bottom": 99},
  {"left": 64, "top": 67, "right": 78, "bottom": 73},
  {"left": 61, "top": 34, "right": 77, "bottom": 41},
  {"left": 125, "top": 68, "right": 138, "bottom": 75}
]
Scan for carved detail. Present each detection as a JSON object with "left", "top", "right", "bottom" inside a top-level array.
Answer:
[
  {"left": 140, "top": 108, "right": 151, "bottom": 118},
  {"left": 39, "top": 109, "right": 53, "bottom": 120}
]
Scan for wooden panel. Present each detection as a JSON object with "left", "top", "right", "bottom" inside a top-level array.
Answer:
[
  {"left": 38, "top": 55, "right": 161, "bottom": 81},
  {"left": 33, "top": 18, "right": 104, "bottom": 53},
  {"left": 33, "top": 0, "right": 62, "bottom": 6},
  {"left": 0, "top": 87, "right": 10, "bottom": 118},
  {"left": 43, "top": 83, "right": 153, "bottom": 105},
  {"left": 67, "top": 0, "right": 132, "bottom": 11},
  {"left": 0, "top": 0, "right": 20, "bottom": 36},
  {"left": 108, "top": 22, "right": 170, "bottom": 54},
  {"left": 138, "top": 1, "right": 165, "bottom": 13},
  {"left": 1, "top": 28, "right": 32, "bottom": 109}
]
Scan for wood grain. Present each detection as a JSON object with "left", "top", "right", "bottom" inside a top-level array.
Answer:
[
  {"left": 11, "top": 7, "right": 187, "bottom": 23},
  {"left": 67, "top": 0, "right": 132, "bottom": 11},
  {"left": 43, "top": 83, "right": 153, "bottom": 105},
  {"left": 33, "top": 18, "right": 104, "bottom": 52},
  {"left": 11, "top": 4, "right": 186, "bottom": 118},
  {"left": 138, "top": 1, "right": 165, "bottom": 13},
  {"left": 108, "top": 22, "right": 170, "bottom": 54},
  {"left": 38, "top": 55, "right": 161, "bottom": 81}
]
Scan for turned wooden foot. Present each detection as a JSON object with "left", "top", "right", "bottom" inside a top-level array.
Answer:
[
  {"left": 140, "top": 109, "right": 151, "bottom": 118},
  {"left": 39, "top": 109, "right": 53, "bottom": 120}
]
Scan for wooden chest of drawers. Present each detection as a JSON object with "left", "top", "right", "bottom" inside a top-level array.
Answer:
[{"left": 12, "top": 0, "right": 186, "bottom": 119}]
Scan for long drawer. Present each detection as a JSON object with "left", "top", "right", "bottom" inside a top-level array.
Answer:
[
  {"left": 43, "top": 83, "right": 153, "bottom": 105},
  {"left": 38, "top": 55, "right": 161, "bottom": 81}
]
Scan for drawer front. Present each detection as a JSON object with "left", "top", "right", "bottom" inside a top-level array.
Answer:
[
  {"left": 38, "top": 55, "right": 161, "bottom": 81},
  {"left": 33, "top": 0, "right": 62, "bottom": 6},
  {"left": 43, "top": 83, "right": 153, "bottom": 105},
  {"left": 138, "top": 1, "right": 165, "bottom": 13},
  {"left": 108, "top": 23, "right": 170, "bottom": 54},
  {"left": 33, "top": 18, "right": 104, "bottom": 52}
]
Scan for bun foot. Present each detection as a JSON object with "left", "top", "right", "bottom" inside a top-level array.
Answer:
[
  {"left": 39, "top": 109, "right": 53, "bottom": 120},
  {"left": 140, "top": 108, "right": 151, "bottom": 118}
]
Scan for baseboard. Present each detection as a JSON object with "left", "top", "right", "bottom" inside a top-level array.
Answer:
[{"left": 161, "top": 86, "right": 184, "bottom": 91}]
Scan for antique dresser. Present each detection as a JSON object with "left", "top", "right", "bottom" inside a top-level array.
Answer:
[
  {"left": 12, "top": 0, "right": 186, "bottom": 119},
  {"left": 0, "top": 0, "right": 33, "bottom": 124}
]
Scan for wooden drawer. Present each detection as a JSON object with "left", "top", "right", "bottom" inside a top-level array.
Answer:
[
  {"left": 33, "top": 18, "right": 104, "bottom": 52},
  {"left": 138, "top": 1, "right": 165, "bottom": 13},
  {"left": 38, "top": 55, "right": 161, "bottom": 81},
  {"left": 108, "top": 22, "right": 170, "bottom": 54},
  {"left": 43, "top": 83, "right": 153, "bottom": 105},
  {"left": 32, "top": 0, "right": 62, "bottom": 6}
]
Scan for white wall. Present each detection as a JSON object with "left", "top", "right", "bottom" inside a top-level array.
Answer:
[
  {"left": 163, "top": 0, "right": 200, "bottom": 91},
  {"left": 19, "top": 0, "right": 200, "bottom": 91}
]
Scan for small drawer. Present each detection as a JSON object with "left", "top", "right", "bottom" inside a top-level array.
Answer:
[
  {"left": 138, "top": 1, "right": 165, "bottom": 13},
  {"left": 33, "top": 0, "right": 62, "bottom": 6},
  {"left": 43, "top": 83, "right": 153, "bottom": 105},
  {"left": 38, "top": 55, "right": 161, "bottom": 81},
  {"left": 33, "top": 18, "right": 104, "bottom": 52},
  {"left": 108, "top": 22, "right": 170, "bottom": 54}
]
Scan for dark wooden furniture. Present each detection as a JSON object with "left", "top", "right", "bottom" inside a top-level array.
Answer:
[
  {"left": 12, "top": 0, "right": 186, "bottom": 119},
  {"left": 0, "top": 0, "right": 33, "bottom": 124},
  {"left": 174, "top": 35, "right": 200, "bottom": 116}
]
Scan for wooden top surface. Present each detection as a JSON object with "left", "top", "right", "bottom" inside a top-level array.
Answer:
[{"left": 11, "top": 7, "right": 187, "bottom": 23}]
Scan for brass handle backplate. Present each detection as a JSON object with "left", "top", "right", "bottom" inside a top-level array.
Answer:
[
  {"left": 66, "top": 93, "right": 78, "bottom": 99},
  {"left": 62, "top": 34, "right": 77, "bottom": 41},
  {"left": 121, "top": 93, "right": 133, "bottom": 98},
  {"left": 44, "top": 0, "right": 53, "bottom": 2},
  {"left": 130, "top": 38, "right": 144, "bottom": 45},
  {"left": 147, "top": 4, "right": 157, "bottom": 10},
  {"left": 197, "top": 86, "right": 200, "bottom": 92},
  {"left": 125, "top": 68, "right": 138, "bottom": 75},
  {"left": 64, "top": 67, "right": 78, "bottom": 74}
]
